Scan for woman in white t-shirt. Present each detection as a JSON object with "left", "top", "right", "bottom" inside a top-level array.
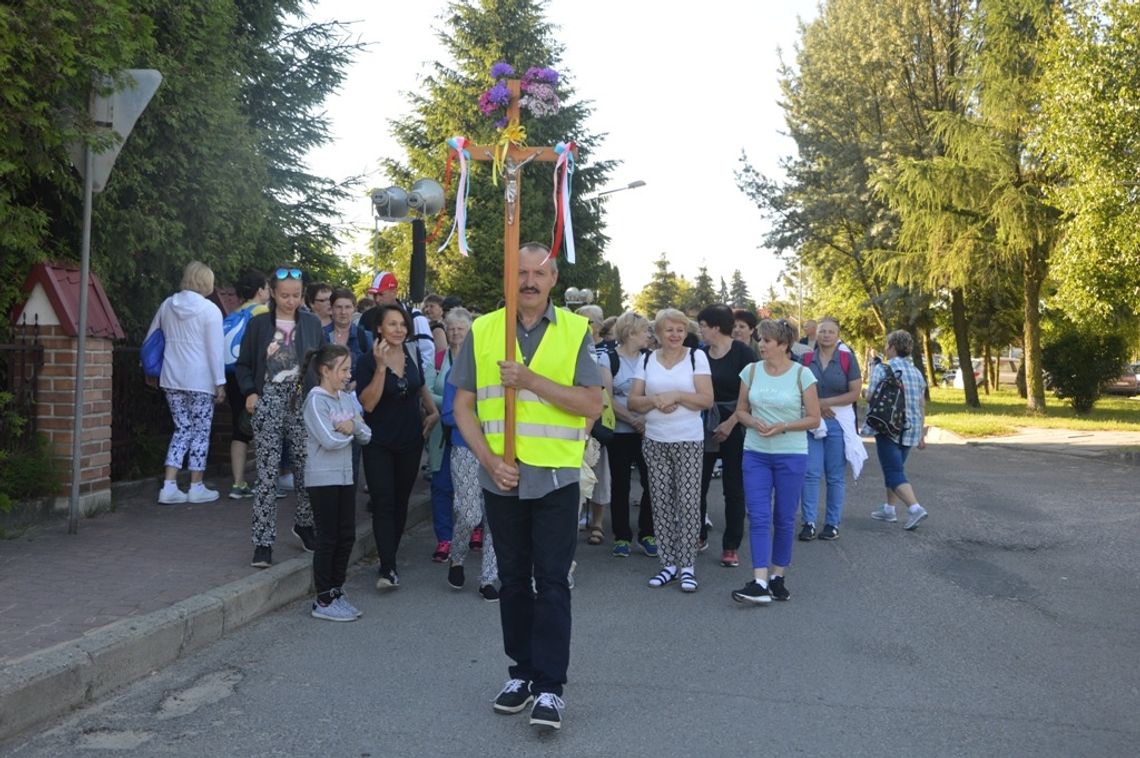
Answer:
[
  {"left": 730, "top": 319, "right": 820, "bottom": 606},
  {"left": 629, "top": 308, "right": 714, "bottom": 593}
]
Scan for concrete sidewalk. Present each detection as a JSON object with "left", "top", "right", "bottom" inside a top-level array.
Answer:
[
  {"left": 928, "top": 425, "right": 1140, "bottom": 464},
  {"left": 0, "top": 473, "right": 431, "bottom": 741}
]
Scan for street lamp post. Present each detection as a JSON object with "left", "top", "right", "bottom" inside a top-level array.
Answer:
[{"left": 589, "top": 179, "right": 646, "bottom": 201}]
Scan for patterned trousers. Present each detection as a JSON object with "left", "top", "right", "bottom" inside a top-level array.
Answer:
[
  {"left": 251, "top": 382, "right": 312, "bottom": 546},
  {"left": 449, "top": 445, "right": 498, "bottom": 585},
  {"left": 642, "top": 438, "right": 703, "bottom": 569},
  {"left": 163, "top": 389, "right": 215, "bottom": 471}
]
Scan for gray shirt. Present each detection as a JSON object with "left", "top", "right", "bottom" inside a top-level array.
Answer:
[
  {"left": 804, "top": 345, "right": 861, "bottom": 401},
  {"left": 449, "top": 301, "right": 602, "bottom": 500}
]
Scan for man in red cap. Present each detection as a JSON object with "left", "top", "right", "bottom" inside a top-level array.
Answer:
[{"left": 360, "top": 271, "right": 435, "bottom": 379}]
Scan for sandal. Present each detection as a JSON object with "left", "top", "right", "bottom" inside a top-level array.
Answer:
[
  {"left": 587, "top": 526, "right": 604, "bottom": 545},
  {"left": 680, "top": 569, "right": 698, "bottom": 593},
  {"left": 648, "top": 568, "right": 677, "bottom": 588}
]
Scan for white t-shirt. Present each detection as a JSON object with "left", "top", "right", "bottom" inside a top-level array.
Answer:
[{"left": 634, "top": 348, "right": 711, "bottom": 443}]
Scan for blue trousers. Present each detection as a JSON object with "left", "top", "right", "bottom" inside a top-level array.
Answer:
[
  {"left": 874, "top": 434, "right": 912, "bottom": 490},
  {"left": 743, "top": 450, "right": 808, "bottom": 570},
  {"left": 430, "top": 443, "right": 454, "bottom": 542},
  {"left": 800, "top": 417, "right": 847, "bottom": 527}
]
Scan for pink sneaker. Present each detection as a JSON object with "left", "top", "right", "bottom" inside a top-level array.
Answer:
[
  {"left": 469, "top": 526, "right": 484, "bottom": 551},
  {"left": 432, "top": 540, "right": 451, "bottom": 563},
  {"left": 720, "top": 549, "right": 739, "bottom": 568}
]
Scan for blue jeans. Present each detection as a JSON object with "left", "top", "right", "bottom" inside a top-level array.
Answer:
[
  {"left": 430, "top": 443, "right": 454, "bottom": 542},
  {"left": 742, "top": 451, "right": 808, "bottom": 570},
  {"left": 801, "top": 417, "right": 846, "bottom": 527},
  {"left": 874, "top": 434, "right": 912, "bottom": 490}
]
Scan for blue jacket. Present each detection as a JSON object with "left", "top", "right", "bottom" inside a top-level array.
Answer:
[{"left": 439, "top": 368, "right": 468, "bottom": 449}]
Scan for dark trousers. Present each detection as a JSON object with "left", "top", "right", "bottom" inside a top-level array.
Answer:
[
  {"left": 362, "top": 442, "right": 423, "bottom": 571},
  {"left": 699, "top": 423, "right": 746, "bottom": 549},
  {"left": 483, "top": 482, "right": 578, "bottom": 697},
  {"left": 607, "top": 432, "right": 653, "bottom": 542},
  {"left": 309, "top": 484, "right": 357, "bottom": 596}
]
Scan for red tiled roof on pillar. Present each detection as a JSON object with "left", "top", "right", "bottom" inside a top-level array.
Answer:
[{"left": 12, "top": 263, "right": 126, "bottom": 340}]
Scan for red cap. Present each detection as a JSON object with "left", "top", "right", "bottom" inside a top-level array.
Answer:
[{"left": 367, "top": 271, "right": 398, "bottom": 294}]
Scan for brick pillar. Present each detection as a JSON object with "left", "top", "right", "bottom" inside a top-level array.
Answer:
[{"left": 34, "top": 325, "right": 113, "bottom": 515}]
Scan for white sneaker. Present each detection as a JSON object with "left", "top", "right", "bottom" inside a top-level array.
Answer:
[
  {"left": 188, "top": 485, "right": 220, "bottom": 503},
  {"left": 158, "top": 486, "right": 188, "bottom": 505}
]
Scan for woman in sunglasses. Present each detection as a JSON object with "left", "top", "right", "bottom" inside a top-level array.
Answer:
[
  {"left": 355, "top": 302, "right": 440, "bottom": 591},
  {"left": 235, "top": 266, "right": 328, "bottom": 568}
]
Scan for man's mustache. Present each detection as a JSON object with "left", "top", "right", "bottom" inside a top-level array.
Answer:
[{"left": 519, "top": 287, "right": 540, "bottom": 294}]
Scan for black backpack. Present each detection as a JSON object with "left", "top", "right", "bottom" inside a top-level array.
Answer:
[{"left": 865, "top": 365, "right": 908, "bottom": 440}]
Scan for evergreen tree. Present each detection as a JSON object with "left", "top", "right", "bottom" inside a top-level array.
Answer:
[
  {"left": 729, "top": 269, "right": 754, "bottom": 310},
  {"left": 632, "top": 253, "right": 681, "bottom": 316},
  {"left": 380, "top": 0, "right": 616, "bottom": 311},
  {"left": 690, "top": 265, "right": 717, "bottom": 307}
]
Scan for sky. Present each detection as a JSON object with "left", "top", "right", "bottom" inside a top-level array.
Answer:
[{"left": 305, "top": 0, "right": 820, "bottom": 304}]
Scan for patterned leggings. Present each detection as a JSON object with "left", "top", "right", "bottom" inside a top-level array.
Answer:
[
  {"left": 251, "top": 382, "right": 312, "bottom": 546},
  {"left": 164, "top": 389, "right": 215, "bottom": 471},
  {"left": 642, "top": 438, "right": 703, "bottom": 569},
  {"left": 450, "top": 445, "right": 498, "bottom": 585}
]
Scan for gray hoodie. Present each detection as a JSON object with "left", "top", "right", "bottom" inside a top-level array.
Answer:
[{"left": 303, "top": 387, "right": 372, "bottom": 487}]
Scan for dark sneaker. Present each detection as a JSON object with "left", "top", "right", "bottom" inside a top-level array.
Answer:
[
  {"left": 611, "top": 540, "right": 631, "bottom": 558},
  {"left": 375, "top": 568, "right": 400, "bottom": 591},
  {"left": 251, "top": 545, "right": 272, "bottom": 568},
  {"left": 493, "top": 678, "right": 533, "bottom": 714},
  {"left": 720, "top": 549, "right": 739, "bottom": 568},
  {"left": 769, "top": 575, "right": 790, "bottom": 601},
  {"left": 479, "top": 584, "right": 500, "bottom": 602},
  {"left": 292, "top": 524, "right": 316, "bottom": 553},
  {"left": 637, "top": 535, "right": 658, "bottom": 557},
  {"left": 529, "top": 692, "right": 565, "bottom": 731},
  {"left": 469, "top": 526, "right": 484, "bottom": 551},
  {"left": 731, "top": 580, "right": 772, "bottom": 605},
  {"left": 819, "top": 524, "right": 839, "bottom": 541},
  {"left": 448, "top": 563, "right": 465, "bottom": 590},
  {"left": 798, "top": 523, "right": 817, "bottom": 541}
]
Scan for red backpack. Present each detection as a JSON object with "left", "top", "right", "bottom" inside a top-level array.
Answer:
[{"left": 801, "top": 346, "right": 852, "bottom": 375}]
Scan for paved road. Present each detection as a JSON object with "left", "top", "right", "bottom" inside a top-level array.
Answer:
[{"left": 5, "top": 442, "right": 1138, "bottom": 756}]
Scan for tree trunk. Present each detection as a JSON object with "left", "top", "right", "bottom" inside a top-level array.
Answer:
[
  {"left": 1023, "top": 248, "right": 1047, "bottom": 413},
  {"left": 950, "top": 287, "right": 980, "bottom": 407},
  {"left": 983, "top": 344, "right": 992, "bottom": 395},
  {"left": 911, "top": 326, "right": 930, "bottom": 400},
  {"left": 923, "top": 327, "right": 937, "bottom": 401}
]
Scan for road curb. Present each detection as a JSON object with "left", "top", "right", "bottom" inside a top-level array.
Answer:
[{"left": 0, "top": 490, "right": 430, "bottom": 742}]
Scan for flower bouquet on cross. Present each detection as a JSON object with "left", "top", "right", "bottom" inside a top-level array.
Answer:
[{"left": 478, "top": 62, "right": 561, "bottom": 128}]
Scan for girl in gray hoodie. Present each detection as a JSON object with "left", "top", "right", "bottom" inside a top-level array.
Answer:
[{"left": 302, "top": 344, "right": 372, "bottom": 621}]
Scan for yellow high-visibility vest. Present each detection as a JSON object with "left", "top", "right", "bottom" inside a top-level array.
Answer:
[{"left": 472, "top": 307, "right": 590, "bottom": 468}]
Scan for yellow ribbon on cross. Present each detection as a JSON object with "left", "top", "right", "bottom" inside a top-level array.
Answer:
[{"left": 492, "top": 121, "right": 528, "bottom": 185}]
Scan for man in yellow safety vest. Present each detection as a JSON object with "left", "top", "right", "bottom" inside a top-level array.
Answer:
[{"left": 451, "top": 242, "right": 602, "bottom": 733}]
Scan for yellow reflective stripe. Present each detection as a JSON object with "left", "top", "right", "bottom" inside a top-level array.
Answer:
[
  {"left": 477, "top": 385, "right": 544, "bottom": 404},
  {"left": 480, "top": 420, "right": 587, "bottom": 441}
]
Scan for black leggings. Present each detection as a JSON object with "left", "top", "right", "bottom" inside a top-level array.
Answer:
[
  {"left": 607, "top": 432, "right": 654, "bottom": 542},
  {"left": 309, "top": 484, "right": 356, "bottom": 596},
  {"left": 699, "top": 424, "right": 746, "bottom": 550}
]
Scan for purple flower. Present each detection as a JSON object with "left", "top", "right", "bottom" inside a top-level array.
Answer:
[
  {"left": 490, "top": 61, "right": 515, "bottom": 79},
  {"left": 478, "top": 90, "right": 495, "bottom": 115},
  {"left": 523, "top": 66, "right": 559, "bottom": 85},
  {"left": 487, "top": 82, "right": 511, "bottom": 106},
  {"left": 494, "top": 117, "right": 508, "bottom": 129}
]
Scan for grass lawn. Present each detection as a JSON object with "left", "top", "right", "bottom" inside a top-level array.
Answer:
[{"left": 924, "top": 387, "right": 1140, "bottom": 437}]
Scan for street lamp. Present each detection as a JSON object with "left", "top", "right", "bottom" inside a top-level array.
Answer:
[{"left": 588, "top": 179, "right": 646, "bottom": 201}]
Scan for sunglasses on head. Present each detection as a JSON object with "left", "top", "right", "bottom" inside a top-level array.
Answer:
[{"left": 275, "top": 268, "right": 303, "bottom": 280}]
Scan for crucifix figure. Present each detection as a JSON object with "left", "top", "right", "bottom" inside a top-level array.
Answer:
[{"left": 468, "top": 79, "right": 576, "bottom": 462}]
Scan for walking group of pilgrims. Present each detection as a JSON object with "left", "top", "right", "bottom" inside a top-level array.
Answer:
[{"left": 145, "top": 253, "right": 930, "bottom": 732}]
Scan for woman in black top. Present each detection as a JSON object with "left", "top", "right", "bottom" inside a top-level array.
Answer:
[
  {"left": 697, "top": 304, "right": 757, "bottom": 567},
  {"left": 355, "top": 303, "right": 439, "bottom": 590}
]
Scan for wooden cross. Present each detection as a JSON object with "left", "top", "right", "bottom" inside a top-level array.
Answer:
[{"left": 467, "top": 79, "right": 576, "bottom": 463}]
